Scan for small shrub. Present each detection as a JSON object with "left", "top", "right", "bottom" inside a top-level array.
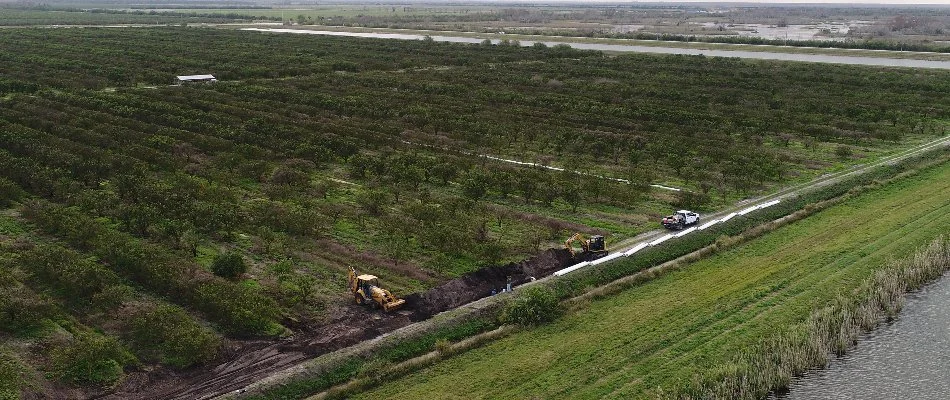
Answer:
[
  {"left": 0, "top": 178, "right": 26, "bottom": 207},
  {"left": 211, "top": 252, "right": 247, "bottom": 279},
  {"left": 268, "top": 166, "right": 310, "bottom": 186},
  {"left": 0, "top": 282, "right": 55, "bottom": 335},
  {"left": 192, "top": 280, "right": 281, "bottom": 336},
  {"left": 125, "top": 304, "right": 221, "bottom": 368},
  {"left": 434, "top": 338, "right": 452, "bottom": 355},
  {"left": 501, "top": 286, "right": 562, "bottom": 326},
  {"left": 49, "top": 334, "right": 135, "bottom": 387},
  {"left": 91, "top": 285, "right": 135, "bottom": 310},
  {"left": 835, "top": 145, "right": 854, "bottom": 159}
]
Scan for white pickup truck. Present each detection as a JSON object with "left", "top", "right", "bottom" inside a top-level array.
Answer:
[{"left": 661, "top": 210, "right": 700, "bottom": 230}]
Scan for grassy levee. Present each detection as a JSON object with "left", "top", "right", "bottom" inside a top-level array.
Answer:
[{"left": 350, "top": 158, "right": 950, "bottom": 399}]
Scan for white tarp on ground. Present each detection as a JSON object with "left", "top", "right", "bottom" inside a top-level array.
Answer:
[
  {"left": 553, "top": 261, "right": 590, "bottom": 276},
  {"left": 623, "top": 242, "right": 650, "bottom": 256},
  {"left": 719, "top": 212, "right": 738, "bottom": 222},
  {"left": 674, "top": 227, "right": 697, "bottom": 237},
  {"left": 650, "top": 234, "right": 674, "bottom": 246},
  {"left": 697, "top": 219, "right": 720, "bottom": 230},
  {"left": 758, "top": 199, "right": 781, "bottom": 209}
]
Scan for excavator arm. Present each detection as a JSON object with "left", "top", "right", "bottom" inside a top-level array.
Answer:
[
  {"left": 565, "top": 232, "right": 607, "bottom": 262},
  {"left": 347, "top": 267, "right": 358, "bottom": 294},
  {"left": 564, "top": 232, "right": 591, "bottom": 257}
]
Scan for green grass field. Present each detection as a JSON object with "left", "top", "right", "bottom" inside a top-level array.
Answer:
[{"left": 352, "top": 159, "right": 950, "bottom": 399}]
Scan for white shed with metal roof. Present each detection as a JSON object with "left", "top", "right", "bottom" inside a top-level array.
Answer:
[{"left": 175, "top": 74, "right": 217, "bottom": 84}]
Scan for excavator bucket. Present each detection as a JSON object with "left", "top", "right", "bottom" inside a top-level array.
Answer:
[{"left": 382, "top": 298, "right": 406, "bottom": 312}]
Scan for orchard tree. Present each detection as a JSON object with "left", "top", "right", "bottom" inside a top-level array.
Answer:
[
  {"left": 461, "top": 171, "right": 490, "bottom": 201},
  {"left": 211, "top": 253, "right": 248, "bottom": 279},
  {"left": 356, "top": 189, "right": 390, "bottom": 217},
  {"left": 430, "top": 162, "right": 458, "bottom": 185},
  {"left": 561, "top": 180, "right": 582, "bottom": 212}
]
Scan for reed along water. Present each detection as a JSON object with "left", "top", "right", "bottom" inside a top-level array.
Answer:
[{"left": 777, "top": 275, "right": 950, "bottom": 400}]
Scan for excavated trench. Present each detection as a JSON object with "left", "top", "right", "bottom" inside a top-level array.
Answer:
[
  {"left": 404, "top": 248, "right": 575, "bottom": 320},
  {"left": 107, "top": 248, "right": 576, "bottom": 400}
]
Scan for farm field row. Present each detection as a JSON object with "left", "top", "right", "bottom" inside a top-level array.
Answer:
[
  {"left": 352, "top": 158, "right": 950, "bottom": 399},
  {"left": 0, "top": 7, "right": 272, "bottom": 26}
]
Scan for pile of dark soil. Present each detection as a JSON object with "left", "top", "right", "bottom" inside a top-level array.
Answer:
[{"left": 404, "top": 248, "right": 574, "bottom": 320}]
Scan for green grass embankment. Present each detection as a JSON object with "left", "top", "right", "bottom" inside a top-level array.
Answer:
[{"left": 352, "top": 158, "right": 950, "bottom": 399}]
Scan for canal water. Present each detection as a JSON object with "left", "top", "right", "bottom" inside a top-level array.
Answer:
[
  {"left": 242, "top": 28, "right": 950, "bottom": 70},
  {"left": 777, "top": 274, "right": 950, "bottom": 400}
]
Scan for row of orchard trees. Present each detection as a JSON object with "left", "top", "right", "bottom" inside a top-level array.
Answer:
[
  {"left": 0, "top": 27, "right": 602, "bottom": 93},
  {"left": 1, "top": 221, "right": 222, "bottom": 388}
]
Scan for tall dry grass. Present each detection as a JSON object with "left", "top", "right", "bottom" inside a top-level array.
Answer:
[{"left": 665, "top": 236, "right": 950, "bottom": 400}]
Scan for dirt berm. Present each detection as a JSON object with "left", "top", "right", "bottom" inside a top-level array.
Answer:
[{"left": 405, "top": 248, "right": 574, "bottom": 320}]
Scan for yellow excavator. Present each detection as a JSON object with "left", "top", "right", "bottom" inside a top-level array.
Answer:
[
  {"left": 565, "top": 233, "right": 608, "bottom": 261},
  {"left": 348, "top": 267, "right": 406, "bottom": 312}
]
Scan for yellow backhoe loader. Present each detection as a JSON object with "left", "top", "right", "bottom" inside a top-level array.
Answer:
[
  {"left": 348, "top": 267, "right": 406, "bottom": 312},
  {"left": 565, "top": 233, "right": 608, "bottom": 261}
]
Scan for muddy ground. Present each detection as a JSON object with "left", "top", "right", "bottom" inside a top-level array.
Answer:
[
  {"left": 404, "top": 248, "right": 574, "bottom": 320},
  {"left": 93, "top": 248, "right": 575, "bottom": 400}
]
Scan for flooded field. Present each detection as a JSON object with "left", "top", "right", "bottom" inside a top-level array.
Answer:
[
  {"left": 609, "top": 21, "right": 869, "bottom": 41},
  {"left": 778, "top": 274, "right": 950, "bottom": 400},
  {"left": 696, "top": 21, "right": 870, "bottom": 41}
]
